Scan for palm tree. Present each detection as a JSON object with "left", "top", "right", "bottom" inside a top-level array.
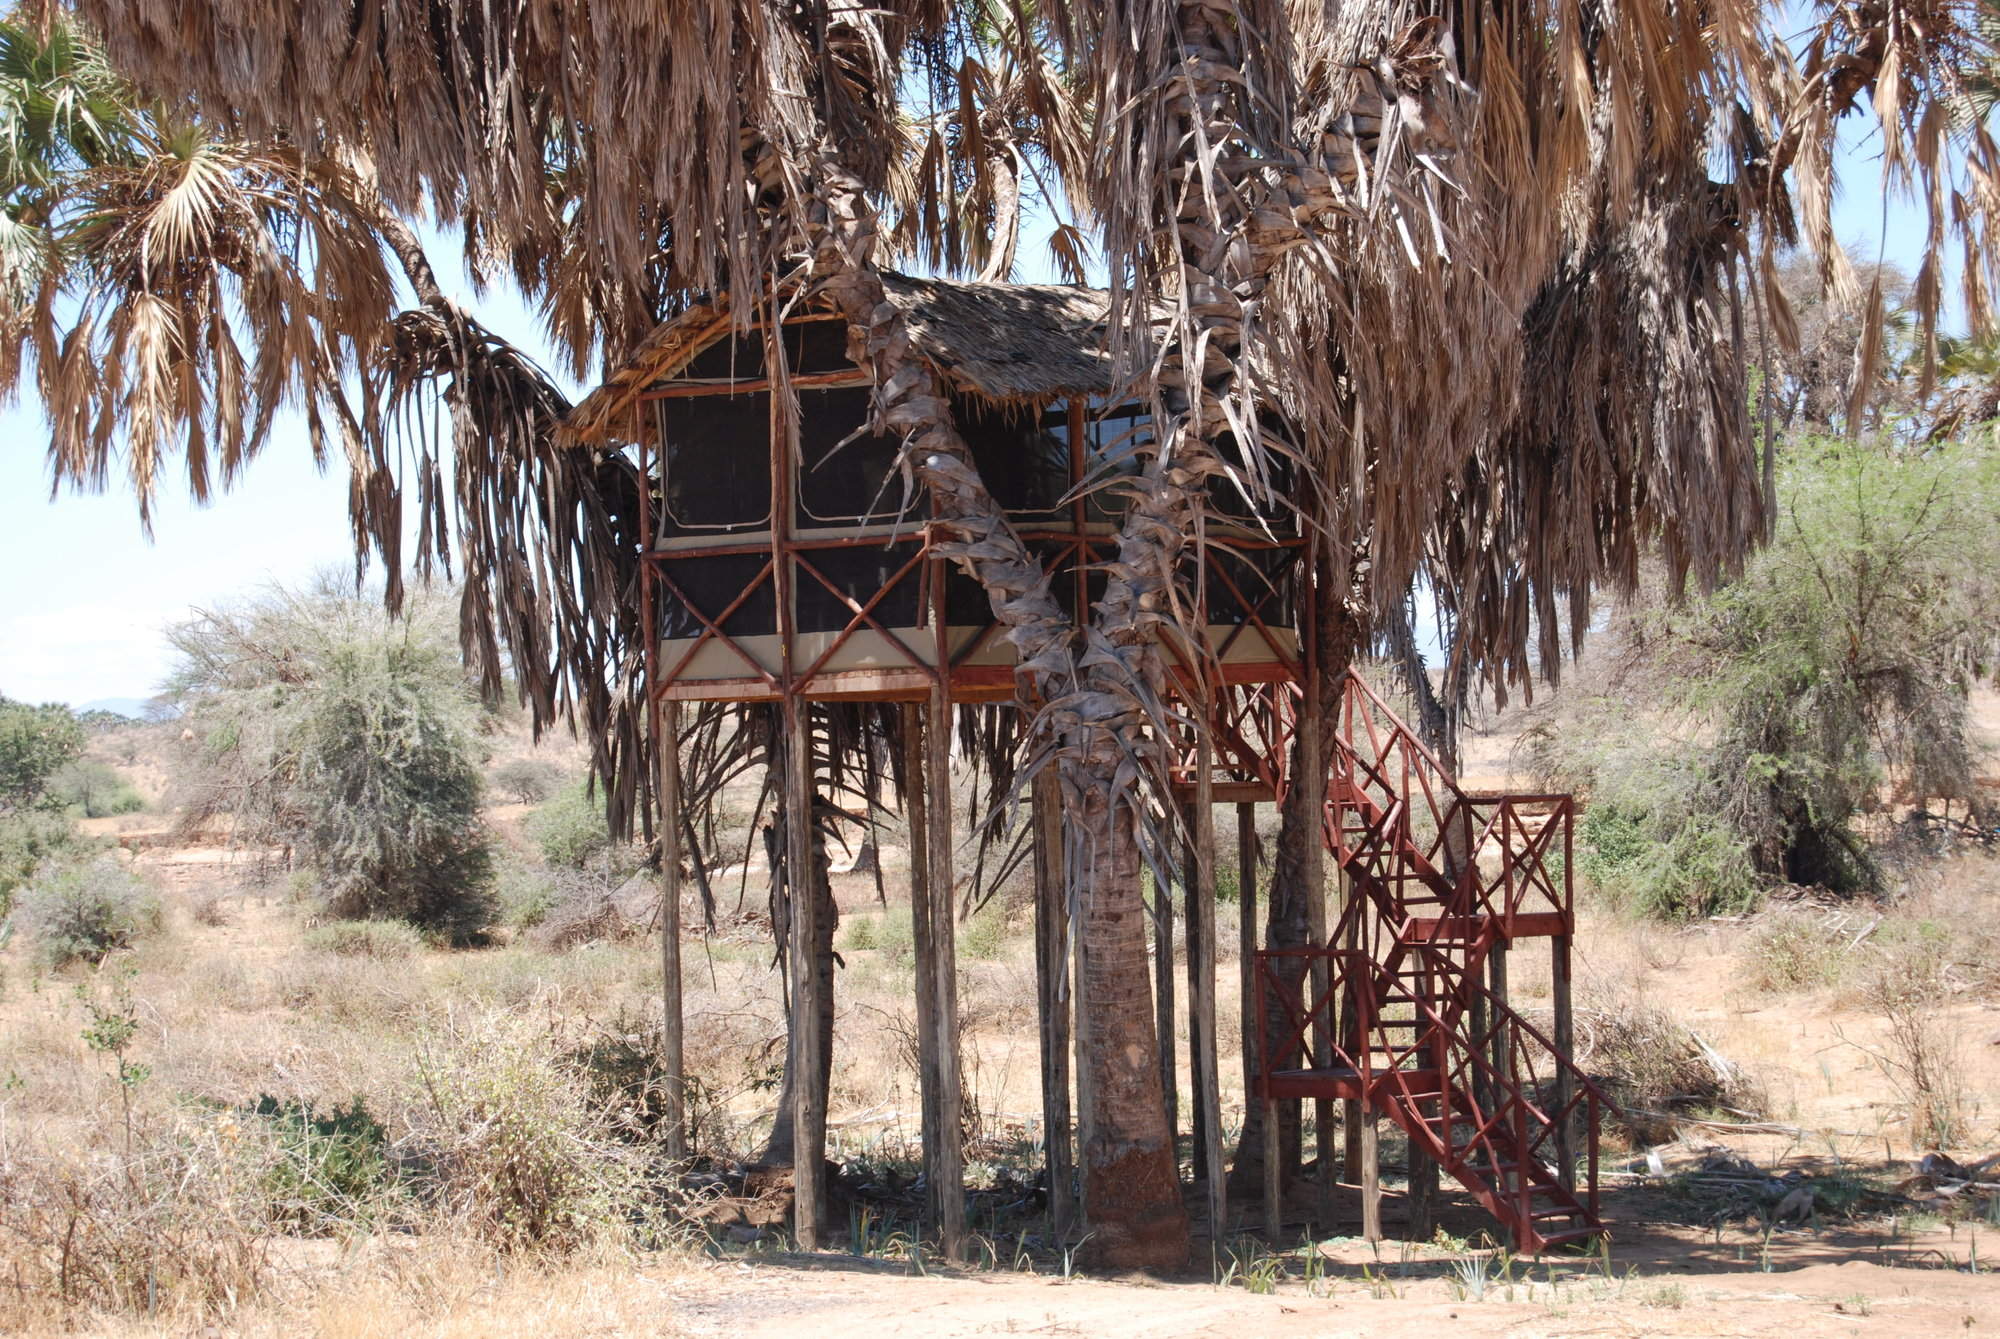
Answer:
[{"left": 31, "top": 0, "right": 2000, "bottom": 1267}]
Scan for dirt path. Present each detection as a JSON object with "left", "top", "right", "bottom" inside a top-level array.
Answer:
[{"left": 666, "top": 1251, "right": 1994, "bottom": 1339}]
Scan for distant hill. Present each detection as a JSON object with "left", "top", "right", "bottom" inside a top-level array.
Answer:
[{"left": 77, "top": 696, "right": 160, "bottom": 720}]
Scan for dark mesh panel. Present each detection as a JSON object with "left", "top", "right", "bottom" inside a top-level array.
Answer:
[
  {"left": 794, "top": 543, "right": 925, "bottom": 635},
  {"left": 658, "top": 553, "right": 777, "bottom": 639},
  {"left": 796, "top": 387, "right": 909, "bottom": 525},
  {"left": 658, "top": 395, "right": 771, "bottom": 534}
]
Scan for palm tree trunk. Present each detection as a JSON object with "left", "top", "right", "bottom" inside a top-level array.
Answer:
[
  {"left": 1072, "top": 770, "right": 1192, "bottom": 1265},
  {"left": 804, "top": 145, "right": 1197, "bottom": 1265}
]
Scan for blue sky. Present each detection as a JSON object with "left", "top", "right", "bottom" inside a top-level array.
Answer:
[
  {"left": 0, "top": 231, "right": 566, "bottom": 707},
  {"left": 0, "top": 108, "right": 1936, "bottom": 707}
]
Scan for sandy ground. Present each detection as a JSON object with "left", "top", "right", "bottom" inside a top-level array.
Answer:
[{"left": 661, "top": 1245, "right": 1996, "bottom": 1339}]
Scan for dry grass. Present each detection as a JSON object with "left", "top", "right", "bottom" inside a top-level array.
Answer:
[{"left": 1574, "top": 980, "right": 1768, "bottom": 1143}]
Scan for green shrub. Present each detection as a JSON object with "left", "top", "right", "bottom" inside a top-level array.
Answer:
[
  {"left": 492, "top": 757, "right": 565, "bottom": 805},
  {"left": 841, "top": 913, "right": 878, "bottom": 951},
  {"left": 840, "top": 906, "right": 914, "bottom": 961},
  {"left": 47, "top": 760, "right": 145, "bottom": 818},
  {"left": 246, "top": 1094, "right": 396, "bottom": 1231},
  {"left": 1579, "top": 800, "right": 1759, "bottom": 919},
  {"left": 495, "top": 858, "right": 561, "bottom": 931},
  {"left": 11, "top": 858, "right": 160, "bottom": 967},
  {"left": 528, "top": 783, "right": 615, "bottom": 869},
  {"left": 0, "top": 696, "right": 84, "bottom": 810},
  {"left": 0, "top": 809, "right": 92, "bottom": 918},
  {"left": 960, "top": 902, "right": 1008, "bottom": 961},
  {"left": 166, "top": 585, "right": 496, "bottom": 945},
  {"left": 302, "top": 919, "right": 424, "bottom": 959}
]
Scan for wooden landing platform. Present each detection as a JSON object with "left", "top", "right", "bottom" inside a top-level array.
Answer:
[
  {"left": 1405, "top": 911, "right": 1570, "bottom": 942},
  {"left": 1261, "top": 1065, "right": 1442, "bottom": 1102}
]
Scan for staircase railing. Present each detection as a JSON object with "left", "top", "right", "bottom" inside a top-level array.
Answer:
[{"left": 1379, "top": 942, "right": 1615, "bottom": 1224}]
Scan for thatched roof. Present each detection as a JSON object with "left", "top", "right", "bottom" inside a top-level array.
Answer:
[{"left": 562, "top": 274, "right": 1123, "bottom": 446}]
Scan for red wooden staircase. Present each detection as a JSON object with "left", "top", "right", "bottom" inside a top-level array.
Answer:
[{"left": 1252, "top": 673, "right": 1614, "bottom": 1253}]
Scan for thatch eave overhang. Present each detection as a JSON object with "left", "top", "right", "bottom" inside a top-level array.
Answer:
[{"left": 559, "top": 274, "right": 1129, "bottom": 448}]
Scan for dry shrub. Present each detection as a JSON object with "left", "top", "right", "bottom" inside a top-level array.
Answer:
[
  {"left": 269, "top": 953, "right": 425, "bottom": 1027},
  {"left": 11, "top": 858, "right": 161, "bottom": 968},
  {"left": 1744, "top": 905, "right": 1854, "bottom": 993},
  {"left": 1857, "top": 942, "right": 1968, "bottom": 1149},
  {"left": 305, "top": 919, "right": 426, "bottom": 959},
  {"left": 186, "top": 886, "right": 235, "bottom": 928},
  {"left": 405, "top": 1012, "right": 654, "bottom": 1254},
  {"left": 0, "top": 1116, "right": 273, "bottom": 1329},
  {"left": 527, "top": 870, "right": 647, "bottom": 952},
  {"left": 1576, "top": 987, "right": 1765, "bottom": 1143}
]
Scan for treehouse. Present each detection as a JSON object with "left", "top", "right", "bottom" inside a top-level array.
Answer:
[
  {"left": 566, "top": 274, "right": 1301, "bottom": 706},
  {"left": 564, "top": 275, "right": 1602, "bottom": 1263}
]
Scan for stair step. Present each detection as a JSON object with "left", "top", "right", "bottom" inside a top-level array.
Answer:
[{"left": 1531, "top": 1207, "right": 1582, "bottom": 1220}]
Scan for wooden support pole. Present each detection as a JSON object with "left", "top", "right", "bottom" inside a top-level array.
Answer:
[
  {"left": 1407, "top": 1131, "right": 1438, "bottom": 1242},
  {"left": 1236, "top": 803, "right": 1258, "bottom": 1155},
  {"left": 924, "top": 684, "right": 966, "bottom": 1260},
  {"left": 902, "top": 704, "right": 943, "bottom": 1234},
  {"left": 1360, "top": 1100, "right": 1382, "bottom": 1242},
  {"left": 1552, "top": 932, "right": 1576, "bottom": 1192},
  {"left": 1032, "top": 767, "right": 1076, "bottom": 1237},
  {"left": 1189, "top": 725, "right": 1225, "bottom": 1241},
  {"left": 1183, "top": 806, "right": 1204, "bottom": 1186},
  {"left": 1299, "top": 682, "right": 1332, "bottom": 1230},
  {"left": 1341, "top": 870, "right": 1363, "bottom": 1192},
  {"left": 782, "top": 698, "right": 825, "bottom": 1249},
  {"left": 658, "top": 699, "right": 687, "bottom": 1161},
  {"left": 1263, "top": 1094, "right": 1282, "bottom": 1243},
  {"left": 1154, "top": 838, "right": 1178, "bottom": 1162}
]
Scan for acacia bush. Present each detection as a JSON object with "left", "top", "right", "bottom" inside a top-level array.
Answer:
[
  {"left": 48, "top": 759, "right": 145, "bottom": 817},
  {"left": 0, "top": 697, "right": 84, "bottom": 811},
  {"left": 0, "top": 809, "right": 91, "bottom": 919},
  {"left": 11, "top": 858, "right": 161, "bottom": 967},
  {"left": 167, "top": 584, "right": 496, "bottom": 943},
  {"left": 492, "top": 757, "right": 565, "bottom": 804},
  {"left": 1538, "top": 439, "right": 1999, "bottom": 914},
  {"left": 528, "top": 782, "right": 618, "bottom": 869}
]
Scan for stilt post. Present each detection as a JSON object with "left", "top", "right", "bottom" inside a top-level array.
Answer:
[
  {"left": 1552, "top": 930, "right": 1575, "bottom": 1192},
  {"left": 1154, "top": 846, "right": 1177, "bottom": 1159},
  {"left": 1033, "top": 767, "right": 1076, "bottom": 1237},
  {"left": 782, "top": 698, "right": 825, "bottom": 1248},
  {"left": 1359, "top": 1099, "right": 1382, "bottom": 1242},
  {"left": 902, "top": 703, "right": 946, "bottom": 1240},
  {"left": 923, "top": 685, "right": 966, "bottom": 1259},
  {"left": 1300, "top": 670, "right": 1332, "bottom": 1229},
  {"left": 658, "top": 699, "right": 687, "bottom": 1160},
  {"left": 1189, "top": 723, "right": 1224, "bottom": 1241},
  {"left": 1236, "top": 802, "right": 1258, "bottom": 1114}
]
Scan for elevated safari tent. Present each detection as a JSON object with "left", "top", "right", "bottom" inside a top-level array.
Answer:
[
  {"left": 564, "top": 274, "right": 1602, "bottom": 1258},
  {"left": 567, "top": 273, "right": 1302, "bottom": 706}
]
